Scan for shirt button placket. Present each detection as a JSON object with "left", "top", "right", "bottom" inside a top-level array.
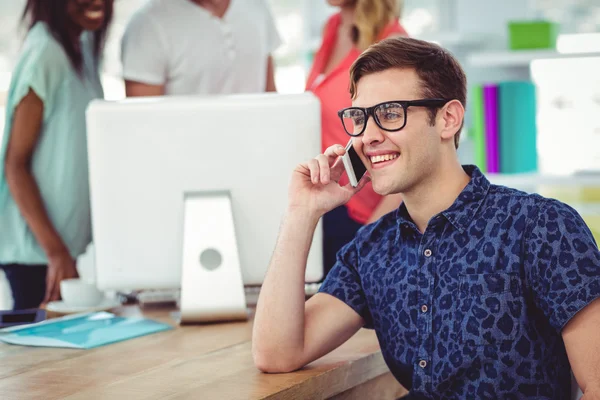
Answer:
[{"left": 417, "top": 241, "right": 435, "bottom": 392}]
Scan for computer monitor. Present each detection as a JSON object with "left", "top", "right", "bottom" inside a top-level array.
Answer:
[{"left": 86, "top": 93, "right": 324, "bottom": 320}]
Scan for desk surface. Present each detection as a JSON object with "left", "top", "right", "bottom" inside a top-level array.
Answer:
[{"left": 0, "top": 307, "right": 407, "bottom": 400}]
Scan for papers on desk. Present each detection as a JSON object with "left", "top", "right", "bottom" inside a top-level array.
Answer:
[{"left": 0, "top": 311, "right": 172, "bottom": 349}]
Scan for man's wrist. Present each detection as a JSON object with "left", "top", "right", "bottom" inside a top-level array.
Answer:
[{"left": 285, "top": 205, "right": 322, "bottom": 226}]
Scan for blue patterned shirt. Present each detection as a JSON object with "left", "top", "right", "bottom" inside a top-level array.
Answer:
[{"left": 319, "top": 165, "right": 600, "bottom": 399}]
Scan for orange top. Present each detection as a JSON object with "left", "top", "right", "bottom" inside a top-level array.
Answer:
[{"left": 306, "top": 13, "right": 407, "bottom": 224}]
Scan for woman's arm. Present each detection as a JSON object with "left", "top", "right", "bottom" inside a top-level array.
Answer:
[{"left": 4, "top": 89, "right": 77, "bottom": 303}]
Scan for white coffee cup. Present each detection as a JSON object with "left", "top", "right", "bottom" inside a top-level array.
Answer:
[{"left": 60, "top": 278, "right": 104, "bottom": 308}]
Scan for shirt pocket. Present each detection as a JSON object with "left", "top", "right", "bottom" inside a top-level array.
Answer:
[{"left": 455, "top": 273, "right": 523, "bottom": 346}]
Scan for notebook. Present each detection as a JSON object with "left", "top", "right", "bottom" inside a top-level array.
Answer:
[
  {"left": 483, "top": 84, "right": 500, "bottom": 173},
  {"left": 0, "top": 311, "right": 172, "bottom": 349},
  {"left": 499, "top": 81, "right": 538, "bottom": 173}
]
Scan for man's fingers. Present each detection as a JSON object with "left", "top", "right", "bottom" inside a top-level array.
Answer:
[
  {"left": 330, "top": 157, "right": 346, "bottom": 182},
  {"left": 307, "top": 158, "right": 320, "bottom": 184},
  {"left": 306, "top": 144, "right": 351, "bottom": 185},
  {"left": 323, "top": 144, "right": 346, "bottom": 165},
  {"left": 354, "top": 173, "right": 372, "bottom": 192},
  {"left": 342, "top": 172, "right": 371, "bottom": 193},
  {"left": 315, "top": 154, "right": 331, "bottom": 184}
]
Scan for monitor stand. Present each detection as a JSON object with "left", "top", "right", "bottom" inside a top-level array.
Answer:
[{"left": 179, "top": 192, "right": 248, "bottom": 324}]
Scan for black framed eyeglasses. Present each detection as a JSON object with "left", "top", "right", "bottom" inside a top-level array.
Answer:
[{"left": 337, "top": 98, "right": 450, "bottom": 137}]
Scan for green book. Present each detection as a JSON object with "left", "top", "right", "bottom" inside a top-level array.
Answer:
[{"left": 471, "top": 85, "right": 487, "bottom": 172}]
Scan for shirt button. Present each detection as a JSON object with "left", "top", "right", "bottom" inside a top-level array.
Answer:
[
  {"left": 421, "top": 305, "right": 428, "bottom": 313},
  {"left": 424, "top": 249, "right": 432, "bottom": 257},
  {"left": 419, "top": 360, "right": 427, "bottom": 368}
]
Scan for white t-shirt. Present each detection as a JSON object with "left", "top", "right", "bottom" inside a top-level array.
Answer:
[{"left": 121, "top": 0, "right": 281, "bottom": 95}]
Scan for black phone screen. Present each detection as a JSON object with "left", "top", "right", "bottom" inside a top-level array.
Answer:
[
  {"left": 347, "top": 144, "right": 367, "bottom": 181},
  {"left": 1, "top": 311, "right": 38, "bottom": 323}
]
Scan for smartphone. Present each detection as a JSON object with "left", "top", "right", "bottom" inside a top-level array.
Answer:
[
  {"left": 0, "top": 309, "right": 46, "bottom": 328},
  {"left": 341, "top": 139, "right": 367, "bottom": 188}
]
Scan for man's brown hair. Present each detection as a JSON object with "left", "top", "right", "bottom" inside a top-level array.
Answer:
[{"left": 349, "top": 37, "right": 467, "bottom": 148}]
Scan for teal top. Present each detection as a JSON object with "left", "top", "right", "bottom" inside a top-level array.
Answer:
[{"left": 0, "top": 22, "right": 103, "bottom": 264}]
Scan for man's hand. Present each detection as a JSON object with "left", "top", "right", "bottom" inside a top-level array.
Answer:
[
  {"left": 43, "top": 251, "right": 78, "bottom": 304},
  {"left": 253, "top": 143, "right": 368, "bottom": 372},
  {"left": 288, "top": 143, "right": 370, "bottom": 216}
]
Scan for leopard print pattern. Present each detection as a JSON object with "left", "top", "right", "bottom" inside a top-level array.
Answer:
[{"left": 320, "top": 166, "right": 600, "bottom": 399}]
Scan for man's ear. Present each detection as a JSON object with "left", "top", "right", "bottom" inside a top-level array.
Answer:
[{"left": 437, "top": 100, "right": 464, "bottom": 141}]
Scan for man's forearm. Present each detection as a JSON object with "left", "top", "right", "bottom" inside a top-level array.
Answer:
[
  {"left": 563, "top": 298, "right": 600, "bottom": 397},
  {"left": 253, "top": 208, "right": 320, "bottom": 367},
  {"left": 6, "top": 165, "right": 67, "bottom": 257}
]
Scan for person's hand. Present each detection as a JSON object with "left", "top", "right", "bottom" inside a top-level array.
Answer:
[
  {"left": 43, "top": 251, "right": 78, "bottom": 305},
  {"left": 288, "top": 143, "right": 370, "bottom": 217}
]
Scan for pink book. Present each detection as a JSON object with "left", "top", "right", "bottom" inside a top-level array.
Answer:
[{"left": 483, "top": 84, "right": 499, "bottom": 173}]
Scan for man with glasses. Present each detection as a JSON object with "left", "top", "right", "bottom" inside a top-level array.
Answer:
[{"left": 252, "top": 36, "right": 600, "bottom": 399}]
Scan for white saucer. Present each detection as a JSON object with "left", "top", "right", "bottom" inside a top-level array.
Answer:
[{"left": 46, "top": 297, "right": 123, "bottom": 314}]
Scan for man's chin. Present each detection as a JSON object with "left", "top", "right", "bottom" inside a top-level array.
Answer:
[{"left": 372, "top": 182, "right": 394, "bottom": 196}]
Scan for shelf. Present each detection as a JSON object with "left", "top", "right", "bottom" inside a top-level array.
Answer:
[
  {"left": 487, "top": 173, "right": 600, "bottom": 216},
  {"left": 467, "top": 49, "right": 600, "bottom": 68},
  {"left": 487, "top": 172, "right": 600, "bottom": 188},
  {"left": 571, "top": 203, "right": 600, "bottom": 217},
  {"left": 420, "top": 32, "right": 486, "bottom": 49}
]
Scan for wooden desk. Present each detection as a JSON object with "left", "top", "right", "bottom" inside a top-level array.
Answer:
[{"left": 0, "top": 307, "right": 407, "bottom": 400}]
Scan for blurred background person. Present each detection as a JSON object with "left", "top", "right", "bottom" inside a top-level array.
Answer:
[
  {"left": 121, "top": 0, "right": 281, "bottom": 97},
  {"left": 306, "top": 0, "right": 407, "bottom": 275},
  {"left": 0, "top": 0, "right": 114, "bottom": 310}
]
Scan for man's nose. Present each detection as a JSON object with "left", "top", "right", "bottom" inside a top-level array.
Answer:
[{"left": 361, "top": 116, "right": 385, "bottom": 146}]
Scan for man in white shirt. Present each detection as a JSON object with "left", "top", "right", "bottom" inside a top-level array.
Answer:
[{"left": 121, "top": 0, "right": 281, "bottom": 96}]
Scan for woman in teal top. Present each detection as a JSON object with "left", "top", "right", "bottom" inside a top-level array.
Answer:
[{"left": 0, "top": 0, "right": 114, "bottom": 310}]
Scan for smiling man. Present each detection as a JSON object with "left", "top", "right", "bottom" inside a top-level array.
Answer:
[{"left": 252, "top": 37, "right": 600, "bottom": 399}]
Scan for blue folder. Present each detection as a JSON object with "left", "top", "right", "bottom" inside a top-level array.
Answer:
[
  {"left": 498, "top": 81, "right": 538, "bottom": 174},
  {"left": 0, "top": 312, "right": 172, "bottom": 349}
]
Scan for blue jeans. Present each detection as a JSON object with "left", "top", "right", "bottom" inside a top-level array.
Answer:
[
  {"left": 322, "top": 205, "right": 363, "bottom": 277},
  {"left": 0, "top": 264, "right": 47, "bottom": 310}
]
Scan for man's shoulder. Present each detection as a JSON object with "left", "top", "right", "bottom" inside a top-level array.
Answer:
[
  {"left": 134, "top": 0, "right": 171, "bottom": 15},
  {"left": 486, "top": 183, "right": 547, "bottom": 213},
  {"left": 486, "top": 183, "right": 585, "bottom": 231},
  {"left": 489, "top": 183, "right": 573, "bottom": 210},
  {"left": 127, "top": 0, "right": 185, "bottom": 24}
]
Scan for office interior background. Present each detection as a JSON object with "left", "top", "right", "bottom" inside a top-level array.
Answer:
[{"left": 0, "top": 0, "right": 599, "bottom": 309}]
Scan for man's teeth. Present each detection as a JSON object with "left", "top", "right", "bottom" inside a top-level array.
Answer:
[
  {"left": 370, "top": 154, "right": 399, "bottom": 164},
  {"left": 85, "top": 10, "right": 104, "bottom": 19}
]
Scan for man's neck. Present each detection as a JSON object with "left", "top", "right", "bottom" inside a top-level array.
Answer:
[
  {"left": 191, "top": 0, "right": 230, "bottom": 18},
  {"left": 401, "top": 159, "right": 470, "bottom": 233}
]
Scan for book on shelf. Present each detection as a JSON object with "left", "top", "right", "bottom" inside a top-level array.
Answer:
[{"left": 470, "top": 80, "right": 537, "bottom": 175}]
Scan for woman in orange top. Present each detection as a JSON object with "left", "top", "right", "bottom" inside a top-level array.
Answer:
[{"left": 307, "top": 0, "right": 407, "bottom": 274}]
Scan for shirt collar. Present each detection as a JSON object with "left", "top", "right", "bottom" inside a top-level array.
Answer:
[{"left": 396, "top": 165, "right": 490, "bottom": 233}]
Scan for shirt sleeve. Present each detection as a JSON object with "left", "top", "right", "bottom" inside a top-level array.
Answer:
[
  {"left": 8, "top": 39, "right": 67, "bottom": 118},
  {"left": 525, "top": 199, "right": 600, "bottom": 331},
  {"left": 259, "top": 0, "right": 282, "bottom": 54},
  {"left": 318, "top": 239, "right": 374, "bottom": 329},
  {"left": 0, "top": 34, "right": 67, "bottom": 208},
  {"left": 120, "top": 11, "right": 168, "bottom": 85}
]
